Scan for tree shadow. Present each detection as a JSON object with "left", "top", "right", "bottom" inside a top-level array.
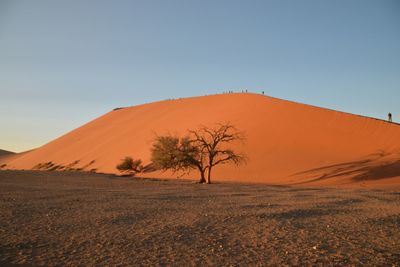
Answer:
[
  {"left": 291, "top": 151, "right": 400, "bottom": 184},
  {"left": 259, "top": 207, "right": 354, "bottom": 220},
  {"left": 352, "top": 160, "right": 400, "bottom": 181},
  {"left": 293, "top": 159, "right": 373, "bottom": 177}
]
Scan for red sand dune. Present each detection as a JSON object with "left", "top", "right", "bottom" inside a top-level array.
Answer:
[{"left": 2, "top": 93, "right": 400, "bottom": 188}]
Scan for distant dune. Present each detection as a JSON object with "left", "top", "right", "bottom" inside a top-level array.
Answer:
[
  {"left": 0, "top": 149, "right": 30, "bottom": 167},
  {"left": 0, "top": 149, "right": 15, "bottom": 157},
  {"left": 2, "top": 93, "right": 400, "bottom": 188},
  {"left": 0, "top": 149, "right": 15, "bottom": 163}
]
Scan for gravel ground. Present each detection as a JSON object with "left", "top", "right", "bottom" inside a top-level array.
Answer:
[{"left": 0, "top": 170, "right": 399, "bottom": 266}]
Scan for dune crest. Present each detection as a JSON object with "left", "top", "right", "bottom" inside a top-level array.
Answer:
[{"left": 2, "top": 93, "right": 400, "bottom": 188}]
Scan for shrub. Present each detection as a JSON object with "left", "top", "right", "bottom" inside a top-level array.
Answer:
[{"left": 116, "top": 156, "right": 143, "bottom": 175}]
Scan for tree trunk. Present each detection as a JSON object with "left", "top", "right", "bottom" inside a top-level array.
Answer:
[
  {"left": 199, "top": 169, "right": 206, "bottom": 184},
  {"left": 207, "top": 167, "right": 212, "bottom": 184}
]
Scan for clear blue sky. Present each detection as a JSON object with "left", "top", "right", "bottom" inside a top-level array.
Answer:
[{"left": 1, "top": 0, "right": 399, "bottom": 152}]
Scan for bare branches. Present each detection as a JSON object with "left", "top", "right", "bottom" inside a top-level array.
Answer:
[
  {"left": 212, "top": 150, "right": 246, "bottom": 167},
  {"left": 151, "top": 123, "right": 246, "bottom": 184}
]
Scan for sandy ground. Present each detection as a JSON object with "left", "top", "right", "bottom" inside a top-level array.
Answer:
[{"left": 0, "top": 170, "right": 399, "bottom": 266}]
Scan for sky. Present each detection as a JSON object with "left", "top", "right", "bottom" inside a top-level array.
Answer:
[{"left": 0, "top": 0, "right": 399, "bottom": 152}]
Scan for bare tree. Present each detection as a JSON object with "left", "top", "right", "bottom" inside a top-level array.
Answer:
[
  {"left": 188, "top": 123, "right": 245, "bottom": 184},
  {"left": 151, "top": 123, "right": 246, "bottom": 183}
]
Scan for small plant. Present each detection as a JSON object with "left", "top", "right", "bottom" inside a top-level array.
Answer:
[{"left": 116, "top": 156, "right": 143, "bottom": 176}]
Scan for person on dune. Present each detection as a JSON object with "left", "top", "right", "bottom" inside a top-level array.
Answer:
[{"left": 388, "top": 113, "right": 392, "bottom": 122}]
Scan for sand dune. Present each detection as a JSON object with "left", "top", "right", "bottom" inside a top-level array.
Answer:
[
  {"left": 0, "top": 149, "right": 16, "bottom": 164},
  {"left": 2, "top": 93, "right": 400, "bottom": 187},
  {"left": 0, "top": 149, "right": 14, "bottom": 156}
]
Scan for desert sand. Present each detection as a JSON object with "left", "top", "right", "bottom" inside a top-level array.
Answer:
[
  {"left": 1, "top": 93, "right": 400, "bottom": 188},
  {"left": 0, "top": 149, "right": 15, "bottom": 160},
  {"left": 0, "top": 170, "right": 399, "bottom": 266}
]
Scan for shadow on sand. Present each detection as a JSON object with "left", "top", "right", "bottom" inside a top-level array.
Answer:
[{"left": 291, "top": 151, "right": 400, "bottom": 184}]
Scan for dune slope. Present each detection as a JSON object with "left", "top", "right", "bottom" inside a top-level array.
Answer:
[
  {"left": 0, "top": 149, "right": 15, "bottom": 157},
  {"left": 2, "top": 93, "right": 400, "bottom": 187},
  {"left": 0, "top": 149, "right": 16, "bottom": 164}
]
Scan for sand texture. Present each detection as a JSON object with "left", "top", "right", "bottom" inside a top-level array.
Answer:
[
  {"left": 2, "top": 93, "right": 400, "bottom": 188},
  {"left": 1, "top": 170, "right": 399, "bottom": 266}
]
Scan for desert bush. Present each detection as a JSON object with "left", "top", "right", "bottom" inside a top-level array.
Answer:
[{"left": 116, "top": 156, "right": 143, "bottom": 175}]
